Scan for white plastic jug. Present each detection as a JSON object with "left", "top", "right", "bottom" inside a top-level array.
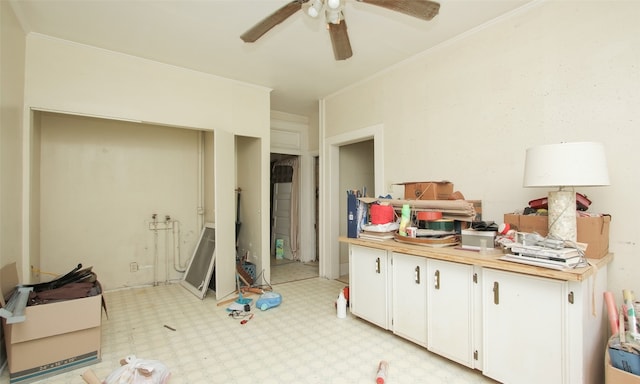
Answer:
[{"left": 337, "top": 291, "right": 347, "bottom": 318}]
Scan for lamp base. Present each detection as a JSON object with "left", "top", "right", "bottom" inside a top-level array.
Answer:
[{"left": 548, "top": 190, "right": 577, "bottom": 242}]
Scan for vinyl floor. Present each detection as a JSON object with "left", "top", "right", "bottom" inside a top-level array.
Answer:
[{"left": 1, "top": 263, "right": 496, "bottom": 384}]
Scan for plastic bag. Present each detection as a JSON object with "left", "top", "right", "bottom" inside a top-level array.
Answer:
[{"left": 103, "top": 355, "right": 171, "bottom": 384}]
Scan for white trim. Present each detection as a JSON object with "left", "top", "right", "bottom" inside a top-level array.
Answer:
[{"left": 320, "top": 121, "right": 384, "bottom": 279}]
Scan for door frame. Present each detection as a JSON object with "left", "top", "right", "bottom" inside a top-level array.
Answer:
[
  {"left": 320, "top": 123, "right": 384, "bottom": 279},
  {"left": 270, "top": 112, "right": 315, "bottom": 263}
]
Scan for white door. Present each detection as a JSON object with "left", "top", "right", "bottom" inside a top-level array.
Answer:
[
  {"left": 427, "top": 259, "right": 475, "bottom": 368},
  {"left": 392, "top": 252, "right": 428, "bottom": 347},
  {"left": 482, "top": 268, "right": 566, "bottom": 383},
  {"left": 272, "top": 182, "right": 292, "bottom": 260},
  {"left": 349, "top": 245, "right": 390, "bottom": 329}
]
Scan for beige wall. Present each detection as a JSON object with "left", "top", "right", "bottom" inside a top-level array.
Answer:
[
  {"left": 323, "top": 1, "right": 640, "bottom": 298},
  {"left": 236, "top": 135, "right": 265, "bottom": 275},
  {"left": 24, "top": 34, "right": 270, "bottom": 135},
  {"left": 0, "top": 1, "right": 26, "bottom": 277},
  {"left": 38, "top": 112, "right": 202, "bottom": 288},
  {"left": 12, "top": 33, "right": 271, "bottom": 289},
  {"left": 307, "top": 106, "right": 320, "bottom": 154}
]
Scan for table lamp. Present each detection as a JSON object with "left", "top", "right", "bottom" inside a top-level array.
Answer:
[{"left": 523, "top": 142, "right": 610, "bottom": 242}]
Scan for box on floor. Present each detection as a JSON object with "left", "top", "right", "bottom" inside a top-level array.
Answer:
[
  {"left": 1, "top": 262, "right": 102, "bottom": 384},
  {"left": 606, "top": 349, "right": 640, "bottom": 384},
  {"left": 503, "top": 214, "right": 610, "bottom": 259}
]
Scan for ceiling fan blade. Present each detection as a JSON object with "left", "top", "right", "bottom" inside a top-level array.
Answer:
[
  {"left": 357, "top": 0, "right": 440, "bottom": 21},
  {"left": 328, "top": 20, "right": 353, "bottom": 61},
  {"left": 241, "top": 1, "right": 308, "bottom": 43}
]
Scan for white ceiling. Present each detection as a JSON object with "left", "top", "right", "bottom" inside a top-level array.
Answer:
[{"left": 10, "top": 0, "right": 532, "bottom": 116}]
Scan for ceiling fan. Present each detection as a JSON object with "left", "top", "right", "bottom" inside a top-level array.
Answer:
[{"left": 240, "top": 0, "right": 440, "bottom": 61}]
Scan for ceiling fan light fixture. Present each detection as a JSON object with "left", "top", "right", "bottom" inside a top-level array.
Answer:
[
  {"left": 327, "top": 0, "right": 341, "bottom": 10},
  {"left": 307, "top": 0, "right": 324, "bottom": 18},
  {"left": 241, "top": 0, "right": 440, "bottom": 61},
  {"left": 325, "top": 9, "right": 342, "bottom": 24}
]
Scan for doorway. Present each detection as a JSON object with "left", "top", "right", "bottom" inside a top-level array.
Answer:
[
  {"left": 269, "top": 153, "right": 319, "bottom": 285},
  {"left": 320, "top": 124, "right": 384, "bottom": 281},
  {"left": 337, "top": 140, "right": 375, "bottom": 282}
]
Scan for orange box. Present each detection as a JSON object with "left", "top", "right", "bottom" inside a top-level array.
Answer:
[
  {"left": 399, "top": 181, "right": 453, "bottom": 200},
  {"left": 503, "top": 214, "right": 610, "bottom": 259}
]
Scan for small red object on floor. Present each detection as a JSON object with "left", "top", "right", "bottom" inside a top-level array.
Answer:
[{"left": 241, "top": 314, "right": 254, "bottom": 325}]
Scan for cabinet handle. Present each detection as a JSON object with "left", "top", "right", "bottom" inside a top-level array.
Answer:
[
  {"left": 415, "top": 266, "right": 421, "bottom": 284},
  {"left": 493, "top": 281, "right": 500, "bottom": 305},
  {"left": 434, "top": 270, "right": 440, "bottom": 290},
  {"left": 375, "top": 257, "right": 381, "bottom": 274}
]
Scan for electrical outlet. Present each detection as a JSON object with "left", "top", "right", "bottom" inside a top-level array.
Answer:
[{"left": 130, "top": 262, "right": 139, "bottom": 272}]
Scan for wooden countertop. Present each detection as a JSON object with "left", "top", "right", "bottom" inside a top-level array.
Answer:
[{"left": 339, "top": 236, "right": 611, "bottom": 282}]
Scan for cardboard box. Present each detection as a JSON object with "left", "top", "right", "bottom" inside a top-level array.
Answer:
[
  {"left": 606, "top": 348, "right": 640, "bottom": 384},
  {"left": 1, "top": 263, "right": 102, "bottom": 383},
  {"left": 503, "top": 214, "right": 611, "bottom": 259},
  {"left": 400, "top": 181, "right": 454, "bottom": 200},
  {"left": 610, "top": 347, "right": 640, "bottom": 375}
]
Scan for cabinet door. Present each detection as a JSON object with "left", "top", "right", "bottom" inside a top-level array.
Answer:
[
  {"left": 482, "top": 268, "right": 566, "bottom": 384},
  {"left": 427, "top": 259, "right": 475, "bottom": 367},
  {"left": 392, "top": 252, "right": 427, "bottom": 346},
  {"left": 349, "top": 245, "right": 390, "bottom": 329}
]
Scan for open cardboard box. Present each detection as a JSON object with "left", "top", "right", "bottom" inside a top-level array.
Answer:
[
  {"left": 1, "top": 263, "right": 102, "bottom": 384},
  {"left": 606, "top": 348, "right": 640, "bottom": 384},
  {"left": 504, "top": 214, "right": 610, "bottom": 259}
]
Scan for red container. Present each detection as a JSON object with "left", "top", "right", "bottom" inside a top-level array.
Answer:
[{"left": 370, "top": 204, "right": 394, "bottom": 224}]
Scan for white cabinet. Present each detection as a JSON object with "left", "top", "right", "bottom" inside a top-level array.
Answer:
[
  {"left": 427, "top": 259, "right": 477, "bottom": 368},
  {"left": 392, "top": 252, "right": 428, "bottom": 346},
  {"left": 482, "top": 267, "right": 608, "bottom": 384},
  {"left": 483, "top": 268, "right": 565, "bottom": 383},
  {"left": 349, "top": 245, "right": 391, "bottom": 329},
  {"left": 346, "top": 239, "right": 608, "bottom": 384}
]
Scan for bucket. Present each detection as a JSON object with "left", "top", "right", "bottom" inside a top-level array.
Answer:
[{"left": 370, "top": 204, "right": 394, "bottom": 224}]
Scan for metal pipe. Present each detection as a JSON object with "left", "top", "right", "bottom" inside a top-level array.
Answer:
[
  {"left": 152, "top": 213, "right": 158, "bottom": 286},
  {"left": 172, "top": 220, "right": 186, "bottom": 273}
]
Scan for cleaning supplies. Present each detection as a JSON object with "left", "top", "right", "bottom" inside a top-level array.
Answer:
[
  {"left": 399, "top": 204, "right": 411, "bottom": 236},
  {"left": 336, "top": 290, "right": 347, "bottom": 318},
  {"left": 623, "top": 289, "right": 639, "bottom": 339}
]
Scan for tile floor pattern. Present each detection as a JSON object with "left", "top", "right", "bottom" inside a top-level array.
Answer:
[
  {"left": 2, "top": 278, "right": 497, "bottom": 384},
  {"left": 269, "top": 259, "right": 319, "bottom": 285}
]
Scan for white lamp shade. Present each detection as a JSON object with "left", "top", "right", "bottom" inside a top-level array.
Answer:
[{"left": 523, "top": 142, "right": 610, "bottom": 187}]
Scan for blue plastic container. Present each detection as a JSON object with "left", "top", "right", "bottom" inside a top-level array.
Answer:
[{"left": 256, "top": 292, "right": 282, "bottom": 311}]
